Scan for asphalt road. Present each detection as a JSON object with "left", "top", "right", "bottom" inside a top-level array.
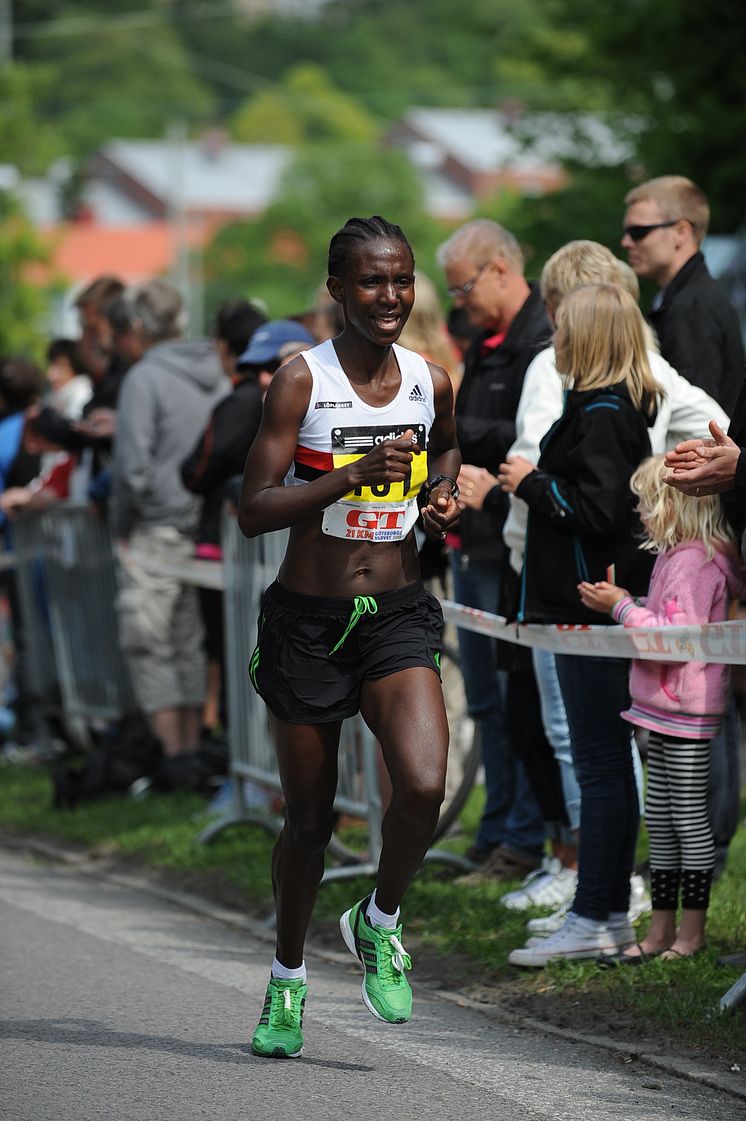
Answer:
[{"left": 0, "top": 846, "right": 741, "bottom": 1121}]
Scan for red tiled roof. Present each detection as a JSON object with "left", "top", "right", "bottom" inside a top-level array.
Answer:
[{"left": 36, "top": 221, "right": 207, "bottom": 285}]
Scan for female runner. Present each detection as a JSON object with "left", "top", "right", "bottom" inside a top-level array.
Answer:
[{"left": 238, "top": 216, "right": 461, "bottom": 1057}]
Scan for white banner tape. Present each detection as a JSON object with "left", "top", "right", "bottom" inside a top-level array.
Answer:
[
  {"left": 441, "top": 600, "right": 746, "bottom": 666},
  {"left": 126, "top": 548, "right": 746, "bottom": 665}
]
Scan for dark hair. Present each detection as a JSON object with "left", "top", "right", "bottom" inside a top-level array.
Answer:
[
  {"left": 0, "top": 358, "right": 45, "bottom": 410},
  {"left": 46, "top": 338, "right": 88, "bottom": 375},
  {"left": 74, "top": 275, "right": 125, "bottom": 311},
  {"left": 328, "top": 216, "right": 413, "bottom": 278},
  {"left": 214, "top": 299, "right": 267, "bottom": 357}
]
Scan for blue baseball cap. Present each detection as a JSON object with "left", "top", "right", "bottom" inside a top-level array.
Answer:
[{"left": 236, "top": 318, "right": 315, "bottom": 368}]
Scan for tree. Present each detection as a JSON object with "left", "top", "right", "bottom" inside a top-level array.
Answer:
[
  {"left": 14, "top": 19, "right": 216, "bottom": 160},
  {"left": 173, "top": 0, "right": 571, "bottom": 117},
  {"left": 231, "top": 64, "right": 379, "bottom": 146},
  {"left": 0, "top": 192, "right": 52, "bottom": 359},
  {"left": 0, "top": 64, "right": 63, "bottom": 174},
  {"left": 478, "top": 166, "right": 638, "bottom": 279},
  {"left": 534, "top": 0, "right": 746, "bottom": 232}
]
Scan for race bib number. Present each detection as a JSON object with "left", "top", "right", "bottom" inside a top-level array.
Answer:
[{"left": 321, "top": 423, "right": 428, "bottom": 542}]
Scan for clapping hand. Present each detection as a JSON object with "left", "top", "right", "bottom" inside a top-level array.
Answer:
[{"left": 664, "top": 420, "right": 739, "bottom": 496}]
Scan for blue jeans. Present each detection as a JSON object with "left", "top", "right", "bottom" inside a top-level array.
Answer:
[
  {"left": 555, "top": 654, "right": 640, "bottom": 921},
  {"left": 450, "top": 551, "right": 544, "bottom": 859},
  {"left": 708, "top": 694, "right": 741, "bottom": 860},
  {"left": 532, "top": 647, "right": 581, "bottom": 839}
]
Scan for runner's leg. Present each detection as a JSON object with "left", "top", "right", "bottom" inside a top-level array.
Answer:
[
  {"left": 271, "top": 717, "right": 342, "bottom": 967},
  {"left": 360, "top": 667, "right": 448, "bottom": 913}
]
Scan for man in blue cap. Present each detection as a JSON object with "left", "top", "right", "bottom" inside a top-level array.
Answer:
[
  {"left": 238, "top": 319, "right": 316, "bottom": 397},
  {"left": 182, "top": 318, "right": 316, "bottom": 516}
]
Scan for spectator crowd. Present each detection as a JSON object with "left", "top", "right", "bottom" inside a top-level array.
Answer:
[{"left": 1, "top": 173, "right": 745, "bottom": 969}]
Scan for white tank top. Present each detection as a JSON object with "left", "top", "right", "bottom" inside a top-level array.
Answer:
[{"left": 285, "top": 339, "right": 436, "bottom": 543}]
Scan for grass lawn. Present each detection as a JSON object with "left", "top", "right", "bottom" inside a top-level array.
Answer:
[{"left": 1, "top": 760, "right": 745, "bottom": 1063}]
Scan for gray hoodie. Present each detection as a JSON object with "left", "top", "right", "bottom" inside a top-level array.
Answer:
[{"left": 111, "top": 339, "right": 229, "bottom": 540}]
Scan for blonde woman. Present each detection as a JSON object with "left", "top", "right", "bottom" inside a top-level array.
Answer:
[
  {"left": 579, "top": 455, "right": 744, "bottom": 961},
  {"left": 497, "top": 282, "right": 662, "bottom": 966}
]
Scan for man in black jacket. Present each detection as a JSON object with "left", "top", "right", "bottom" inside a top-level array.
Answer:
[
  {"left": 622, "top": 175, "right": 744, "bottom": 415},
  {"left": 436, "top": 219, "right": 552, "bottom": 876}
]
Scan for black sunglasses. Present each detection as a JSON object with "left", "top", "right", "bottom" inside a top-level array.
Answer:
[{"left": 623, "top": 220, "right": 679, "bottom": 242}]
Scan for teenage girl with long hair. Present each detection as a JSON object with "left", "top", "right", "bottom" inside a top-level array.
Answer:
[{"left": 498, "top": 282, "right": 662, "bottom": 966}]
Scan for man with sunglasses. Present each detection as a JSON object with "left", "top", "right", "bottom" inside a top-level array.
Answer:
[
  {"left": 435, "top": 219, "right": 551, "bottom": 881},
  {"left": 622, "top": 175, "right": 743, "bottom": 414}
]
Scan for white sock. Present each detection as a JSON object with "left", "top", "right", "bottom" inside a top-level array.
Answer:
[
  {"left": 271, "top": 956, "right": 306, "bottom": 982},
  {"left": 366, "top": 890, "right": 400, "bottom": 930}
]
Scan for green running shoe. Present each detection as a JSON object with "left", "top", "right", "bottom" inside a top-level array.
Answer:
[
  {"left": 339, "top": 896, "right": 412, "bottom": 1024},
  {"left": 251, "top": 976, "right": 307, "bottom": 1058}
]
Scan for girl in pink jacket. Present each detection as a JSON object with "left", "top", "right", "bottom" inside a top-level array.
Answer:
[{"left": 579, "top": 453, "right": 745, "bottom": 962}]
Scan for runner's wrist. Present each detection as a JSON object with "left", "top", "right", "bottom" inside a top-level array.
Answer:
[{"left": 423, "top": 474, "right": 460, "bottom": 502}]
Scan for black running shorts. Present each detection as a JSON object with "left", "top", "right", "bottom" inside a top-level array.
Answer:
[{"left": 249, "top": 580, "right": 443, "bottom": 724}]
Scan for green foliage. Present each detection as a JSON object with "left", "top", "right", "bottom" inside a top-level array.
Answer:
[
  {"left": 204, "top": 142, "right": 445, "bottom": 318},
  {"left": 0, "top": 763, "right": 276, "bottom": 897},
  {"left": 230, "top": 90, "right": 304, "bottom": 147},
  {"left": 173, "top": 0, "right": 585, "bottom": 116},
  {"left": 231, "top": 64, "right": 379, "bottom": 146},
  {"left": 16, "top": 19, "right": 216, "bottom": 160},
  {"left": 0, "top": 63, "right": 63, "bottom": 174},
  {"left": 6, "top": 0, "right": 745, "bottom": 318},
  {"left": 9, "top": 0, "right": 745, "bottom": 242},
  {"left": 534, "top": 0, "right": 746, "bottom": 231},
  {"left": 0, "top": 192, "right": 52, "bottom": 359}
]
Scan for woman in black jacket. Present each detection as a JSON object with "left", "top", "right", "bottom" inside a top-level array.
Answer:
[{"left": 497, "top": 283, "right": 661, "bottom": 966}]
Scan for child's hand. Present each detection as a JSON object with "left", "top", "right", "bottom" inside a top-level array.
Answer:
[
  {"left": 578, "top": 580, "right": 629, "bottom": 614},
  {"left": 496, "top": 455, "right": 536, "bottom": 493}
]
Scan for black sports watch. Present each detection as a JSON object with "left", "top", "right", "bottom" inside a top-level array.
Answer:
[{"left": 423, "top": 474, "right": 460, "bottom": 502}]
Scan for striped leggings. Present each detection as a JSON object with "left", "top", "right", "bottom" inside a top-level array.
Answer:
[{"left": 645, "top": 732, "right": 715, "bottom": 911}]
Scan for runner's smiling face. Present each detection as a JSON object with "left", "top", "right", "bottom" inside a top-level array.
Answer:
[{"left": 328, "top": 239, "right": 415, "bottom": 346}]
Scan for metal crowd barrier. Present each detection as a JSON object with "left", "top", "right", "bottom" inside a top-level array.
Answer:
[{"left": 12, "top": 503, "right": 136, "bottom": 745}]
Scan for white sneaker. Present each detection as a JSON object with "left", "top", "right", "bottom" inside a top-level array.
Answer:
[
  {"left": 499, "top": 858, "right": 578, "bottom": 912},
  {"left": 508, "top": 913, "right": 619, "bottom": 967},
  {"left": 524, "top": 915, "right": 635, "bottom": 950},
  {"left": 526, "top": 874, "right": 650, "bottom": 936}
]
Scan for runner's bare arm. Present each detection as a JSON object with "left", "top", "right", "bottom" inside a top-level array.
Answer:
[
  {"left": 237, "top": 358, "right": 418, "bottom": 538},
  {"left": 420, "top": 364, "right": 461, "bottom": 539}
]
